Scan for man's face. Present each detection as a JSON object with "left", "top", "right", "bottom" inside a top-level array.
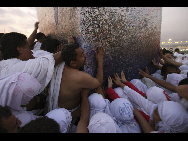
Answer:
[
  {"left": 18, "top": 40, "right": 34, "bottom": 60},
  {"left": 3, "top": 114, "right": 22, "bottom": 133},
  {"left": 75, "top": 47, "right": 87, "bottom": 69}
]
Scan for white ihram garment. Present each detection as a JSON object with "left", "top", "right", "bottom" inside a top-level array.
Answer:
[
  {"left": 48, "top": 62, "right": 65, "bottom": 112},
  {"left": 0, "top": 54, "right": 55, "bottom": 94}
]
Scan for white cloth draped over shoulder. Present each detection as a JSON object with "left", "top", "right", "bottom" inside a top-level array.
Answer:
[
  {"left": 0, "top": 54, "right": 55, "bottom": 94},
  {"left": 48, "top": 62, "right": 65, "bottom": 112}
]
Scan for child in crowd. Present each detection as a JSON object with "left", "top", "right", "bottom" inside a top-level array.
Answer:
[{"left": 111, "top": 73, "right": 188, "bottom": 133}]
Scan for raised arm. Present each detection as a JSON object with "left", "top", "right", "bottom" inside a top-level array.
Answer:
[
  {"left": 160, "top": 49, "right": 183, "bottom": 67},
  {"left": 138, "top": 68, "right": 176, "bottom": 92},
  {"left": 76, "top": 88, "right": 90, "bottom": 133},
  {"left": 133, "top": 107, "right": 155, "bottom": 133},
  {"left": 95, "top": 47, "right": 105, "bottom": 85},
  {"left": 27, "top": 22, "right": 39, "bottom": 46}
]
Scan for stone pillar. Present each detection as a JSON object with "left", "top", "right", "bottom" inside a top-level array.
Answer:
[{"left": 37, "top": 7, "right": 162, "bottom": 86}]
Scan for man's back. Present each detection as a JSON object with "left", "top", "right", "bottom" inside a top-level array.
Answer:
[{"left": 58, "top": 65, "right": 82, "bottom": 111}]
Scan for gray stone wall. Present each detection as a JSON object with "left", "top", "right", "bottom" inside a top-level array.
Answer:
[{"left": 36, "top": 7, "right": 162, "bottom": 87}]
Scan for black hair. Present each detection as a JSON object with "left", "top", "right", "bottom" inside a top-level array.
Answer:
[
  {"left": 175, "top": 48, "right": 180, "bottom": 52},
  {"left": 179, "top": 78, "right": 188, "bottom": 86},
  {"left": 18, "top": 116, "right": 61, "bottom": 133},
  {"left": 0, "top": 32, "right": 27, "bottom": 60},
  {"left": 0, "top": 33, "right": 4, "bottom": 40},
  {"left": 161, "top": 63, "right": 178, "bottom": 76},
  {"left": 36, "top": 32, "right": 46, "bottom": 40},
  {"left": 41, "top": 39, "right": 60, "bottom": 53},
  {"left": 163, "top": 48, "right": 173, "bottom": 55},
  {"left": 61, "top": 43, "right": 80, "bottom": 66},
  {"left": 0, "top": 106, "right": 12, "bottom": 133}
]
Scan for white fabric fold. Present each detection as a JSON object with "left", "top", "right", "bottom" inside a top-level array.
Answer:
[
  {"left": 48, "top": 62, "right": 65, "bottom": 112},
  {"left": 0, "top": 54, "right": 55, "bottom": 94}
]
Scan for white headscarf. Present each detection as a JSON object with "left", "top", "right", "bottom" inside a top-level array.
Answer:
[
  {"left": 114, "top": 87, "right": 128, "bottom": 99},
  {"left": 0, "top": 72, "right": 41, "bottom": 111},
  {"left": 146, "top": 86, "right": 170, "bottom": 104},
  {"left": 109, "top": 98, "right": 141, "bottom": 133},
  {"left": 156, "top": 101, "right": 188, "bottom": 133},
  {"left": 46, "top": 108, "right": 72, "bottom": 133},
  {"left": 87, "top": 112, "right": 122, "bottom": 133},
  {"left": 179, "top": 64, "right": 188, "bottom": 71},
  {"left": 141, "top": 77, "right": 156, "bottom": 89},
  {"left": 88, "top": 93, "right": 113, "bottom": 120},
  {"left": 166, "top": 73, "right": 184, "bottom": 87},
  {"left": 130, "top": 79, "right": 148, "bottom": 94}
]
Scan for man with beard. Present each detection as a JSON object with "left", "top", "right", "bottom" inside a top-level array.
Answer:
[{"left": 48, "top": 42, "right": 104, "bottom": 119}]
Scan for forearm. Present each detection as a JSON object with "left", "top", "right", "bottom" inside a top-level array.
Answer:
[
  {"left": 147, "top": 75, "right": 176, "bottom": 92},
  {"left": 162, "top": 55, "right": 183, "bottom": 67},
  {"left": 133, "top": 108, "right": 154, "bottom": 133},
  {"left": 76, "top": 89, "right": 90, "bottom": 133},
  {"left": 80, "top": 95, "right": 90, "bottom": 121},
  {"left": 106, "top": 87, "right": 120, "bottom": 101},
  {"left": 27, "top": 28, "right": 38, "bottom": 45},
  {"left": 95, "top": 60, "right": 103, "bottom": 85},
  {"left": 125, "top": 81, "right": 145, "bottom": 97}
]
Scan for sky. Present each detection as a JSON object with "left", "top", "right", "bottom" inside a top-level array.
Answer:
[{"left": 0, "top": 7, "right": 188, "bottom": 42}]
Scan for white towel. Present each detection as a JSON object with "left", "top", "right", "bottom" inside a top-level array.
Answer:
[{"left": 48, "top": 62, "right": 65, "bottom": 112}]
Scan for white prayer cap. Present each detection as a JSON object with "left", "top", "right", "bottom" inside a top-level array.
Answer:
[
  {"left": 114, "top": 87, "right": 128, "bottom": 99},
  {"left": 156, "top": 101, "right": 188, "bottom": 133},
  {"left": 180, "top": 70, "right": 188, "bottom": 77},
  {"left": 166, "top": 73, "right": 184, "bottom": 87},
  {"left": 146, "top": 86, "right": 169, "bottom": 104},
  {"left": 130, "top": 79, "right": 148, "bottom": 94},
  {"left": 88, "top": 93, "right": 112, "bottom": 120},
  {"left": 109, "top": 98, "right": 134, "bottom": 122},
  {"left": 46, "top": 108, "right": 72, "bottom": 133},
  {"left": 179, "top": 64, "right": 188, "bottom": 71},
  {"left": 88, "top": 112, "right": 122, "bottom": 133}
]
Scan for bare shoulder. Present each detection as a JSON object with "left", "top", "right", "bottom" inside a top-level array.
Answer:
[{"left": 76, "top": 71, "right": 101, "bottom": 89}]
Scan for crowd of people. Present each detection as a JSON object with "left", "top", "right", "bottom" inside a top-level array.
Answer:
[{"left": 0, "top": 22, "right": 188, "bottom": 133}]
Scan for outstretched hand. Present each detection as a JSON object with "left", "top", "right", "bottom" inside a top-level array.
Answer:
[
  {"left": 108, "top": 76, "right": 113, "bottom": 88},
  {"left": 138, "top": 68, "right": 150, "bottom": 78},
  {"left": 120, "top": 71, "right": 127, "bottom": 83},
  {"left": 112, "top": 73, "right": 121, "bottom": 85},
  {"left": 95, "top": 47, "right": 105, "bottom": 62},
  {"left": 35, "top": 22, "right": 39, "bottom": 29}
]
